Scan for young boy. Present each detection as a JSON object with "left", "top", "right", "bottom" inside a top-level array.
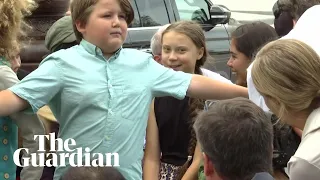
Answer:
[
  {"left": 61, "top": 166, "right": 126, "bottom": 180},
  {"left": 0, "top": 0, "right": 247, "bottom": 179}
]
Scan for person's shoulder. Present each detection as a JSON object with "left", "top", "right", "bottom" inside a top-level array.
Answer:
[
  {"left": 288, "top": 156, "right": 320, "bottom": 180},
  {"left": 119, "top": 48, "right": 153, "bottom": 65},
  {"left": 0, "top": 65, "right": 17, "bottom": 79},
  {"left": 201, "top": 68, "right": 233, "bottom": 84},
  {"left": 40, "top": 46, "right": 79, "bottom": 65},
  {"left": 293, "top": 128, "right": 320, "bottom": 161},
  {"left": 0, "top": 65, "right": 13, "bottom": 73},
  {"left": 0, "top": 65, "right": 16, "bottom": 80}
]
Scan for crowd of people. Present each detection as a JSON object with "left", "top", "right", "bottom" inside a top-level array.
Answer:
[{"left": 0, "top": 0, "right": 319, "bottom": 180}]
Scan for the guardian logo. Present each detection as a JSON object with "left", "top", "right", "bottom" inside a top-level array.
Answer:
[{"left": 13, "top": 133, "right": 120, "bottom": 167}]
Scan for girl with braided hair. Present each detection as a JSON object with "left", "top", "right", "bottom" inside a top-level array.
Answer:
[{"left": 143, "top": 20, "right": 232, "bottom": 180}]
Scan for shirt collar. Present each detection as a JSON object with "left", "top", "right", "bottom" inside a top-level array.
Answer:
[
  {"left": 80, "top": 39, "right": 122, "bottom": 60},
  {"left": 251, "top": 172, "right": 274, "bottom": 180},
  {"left": 302, "top": 107, "right": 320, "bottom": 138}
]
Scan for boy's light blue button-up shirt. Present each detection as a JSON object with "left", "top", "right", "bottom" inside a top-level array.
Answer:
[{"left": 9, "top": 40, "right": 192, "bottom": 180}]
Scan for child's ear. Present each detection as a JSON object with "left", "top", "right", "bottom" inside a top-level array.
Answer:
[
  {"left": 154, "top": 55, "right": 162, "bottom": 64},
  {"left": 75, "top": 20, "right": 86, "bottom": 34},
  {"left": 197, "top": 47, "right": 204, "bottom": 61}
]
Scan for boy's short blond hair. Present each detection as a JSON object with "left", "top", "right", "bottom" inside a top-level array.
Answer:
[
  {"left": 0, "top": 0, "right": 37, "bottom": 60},
  {"left": 70, "top": 0, "right": 134, "bottom": 42}
]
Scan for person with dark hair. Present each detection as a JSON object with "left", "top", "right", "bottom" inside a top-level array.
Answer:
[
  {"left": 194, "top": 97, "right": 274, "bottom": 180},
  {"left": 227, "top": 21, "right": 302, "bottom": 179},
  {"left": 272, "top": 0, "right": 294, "bottom": 37},
  {"left": 61, "top": 166, "right": 126, "bottom": 180},
  {"left": 227, "top": 21, "right": 278, "bottom": 87},
  {"left": 248, "top": 0, "right": 320, "bottom": 120},
  {"left": 272, "top": 0, "right": 320, "bottom": 37},
  {"left": 273, "top": 0, "right": 320, "bottom": 30}
]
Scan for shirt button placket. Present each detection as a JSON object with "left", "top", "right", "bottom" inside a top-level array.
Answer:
[
  {"left": 2, "top": 138, "right": 8, "bottom": 145},
  {"left": 3, "top": 155, "right": 8, "bottom": 161},
  {"left": 3, "top": 125, "right": 8, "bottom": 132},
  {"left": 105, "top": 60, "right": 113, "bottom": 145},
  {"left": 4, "top": 173, "right": 9, "bottom": 179}
]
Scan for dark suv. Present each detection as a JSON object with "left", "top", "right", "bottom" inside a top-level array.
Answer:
[{"left": 21, "top": 0, "right": 236, "bottom": 80}]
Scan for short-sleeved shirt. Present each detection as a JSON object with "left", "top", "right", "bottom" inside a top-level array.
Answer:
[
  {"left": 246, "top": 63, "right": 270, "bottom": 112},
  {"left": 9, "top": 39, "right": 192, "bottom": 180},
  {"left": 155, "top": 68, "right": 233, "bottom": 166}
]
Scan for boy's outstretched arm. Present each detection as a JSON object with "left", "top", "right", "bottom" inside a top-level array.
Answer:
[
  {"left": 187, "top": 74, "right": 248, "bottom": 100},
  {"left": 0, "top": 90, "right": 29, "bottom": 116}
]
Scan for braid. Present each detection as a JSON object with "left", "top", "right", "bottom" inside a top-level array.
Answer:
[{"left": 176, "top": 66, "right": 205, "bottom": 179}]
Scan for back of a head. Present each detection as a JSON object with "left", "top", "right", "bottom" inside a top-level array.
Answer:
[
  {"left": 277, "top": 0, "right": 320, "bottom": 20},
  {"left": 252, "top": 39, "right": 320, "bottom": 120},
  {"left": 61, "top": 166, "right": 126, "bottom": 180},
  {"left": 0, "top": 0, "right": 37, "bottom": 60},
  {"left": 150, "top": 24, "right": 170, "bottom": 56},
  {"left": 273, "top": 1, "right": 294, "bottom": 37},
  {"left": 274, "top": 0, "right": 320, "bottom": 36},
  {"left": 45, "top": 16, "right": 78, "bottom": 53},
  {"left": 194, "top": 97, "right": 273, "bottom": 180},
  {"left": 282, "top": 4, "right": 320, "bottom": 56},
  {"left": 231, "top": 21, "right": 278, "bottom": 59}
]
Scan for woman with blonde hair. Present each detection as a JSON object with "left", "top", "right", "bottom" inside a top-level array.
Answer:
[
  {"left": 252, "top": 39, "right": 320, "bottom": 180},
  {"left": 0, "top": 0, "right": 45, "bottom": 180}
]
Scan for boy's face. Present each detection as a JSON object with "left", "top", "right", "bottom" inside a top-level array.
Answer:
[{"left": 78, "top": 0, "right": 128, "bottom": 57}]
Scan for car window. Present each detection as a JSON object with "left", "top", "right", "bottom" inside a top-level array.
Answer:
[
  {"left": 135, "top": 0, "right": 170, "bottom": 27},
  {"left": 129, "top": 0, "right": 141, "bottom": 28},
  {"left": 174, "top": 0, "right": 211, "bottom": 24}
]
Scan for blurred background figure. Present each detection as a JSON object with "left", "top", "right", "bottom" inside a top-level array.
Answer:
[{"left": 61, "top": 167, "right": 126, "bottom": 180}]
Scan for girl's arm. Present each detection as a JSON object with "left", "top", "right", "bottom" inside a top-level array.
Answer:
[
  {"left": 187, "top": 74, "right": 248, "bottom": 100},
  {"left": 143, "top": 99, "right": 161, "bottom": 179},
  {"left": 0, "top": 66, "right": 29, "bottom": 115},
  {"left": 181, "top": 142, "right": 202, "bottom": 180},
  {"left": 0, "top": 89, "right": 29, "bottom": 116},
  {"left": 0, "top": 57, "right": 63, "bottom": 116},
  {"left": 0, "top": 66, "right": 45, "bottom": 179}
]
